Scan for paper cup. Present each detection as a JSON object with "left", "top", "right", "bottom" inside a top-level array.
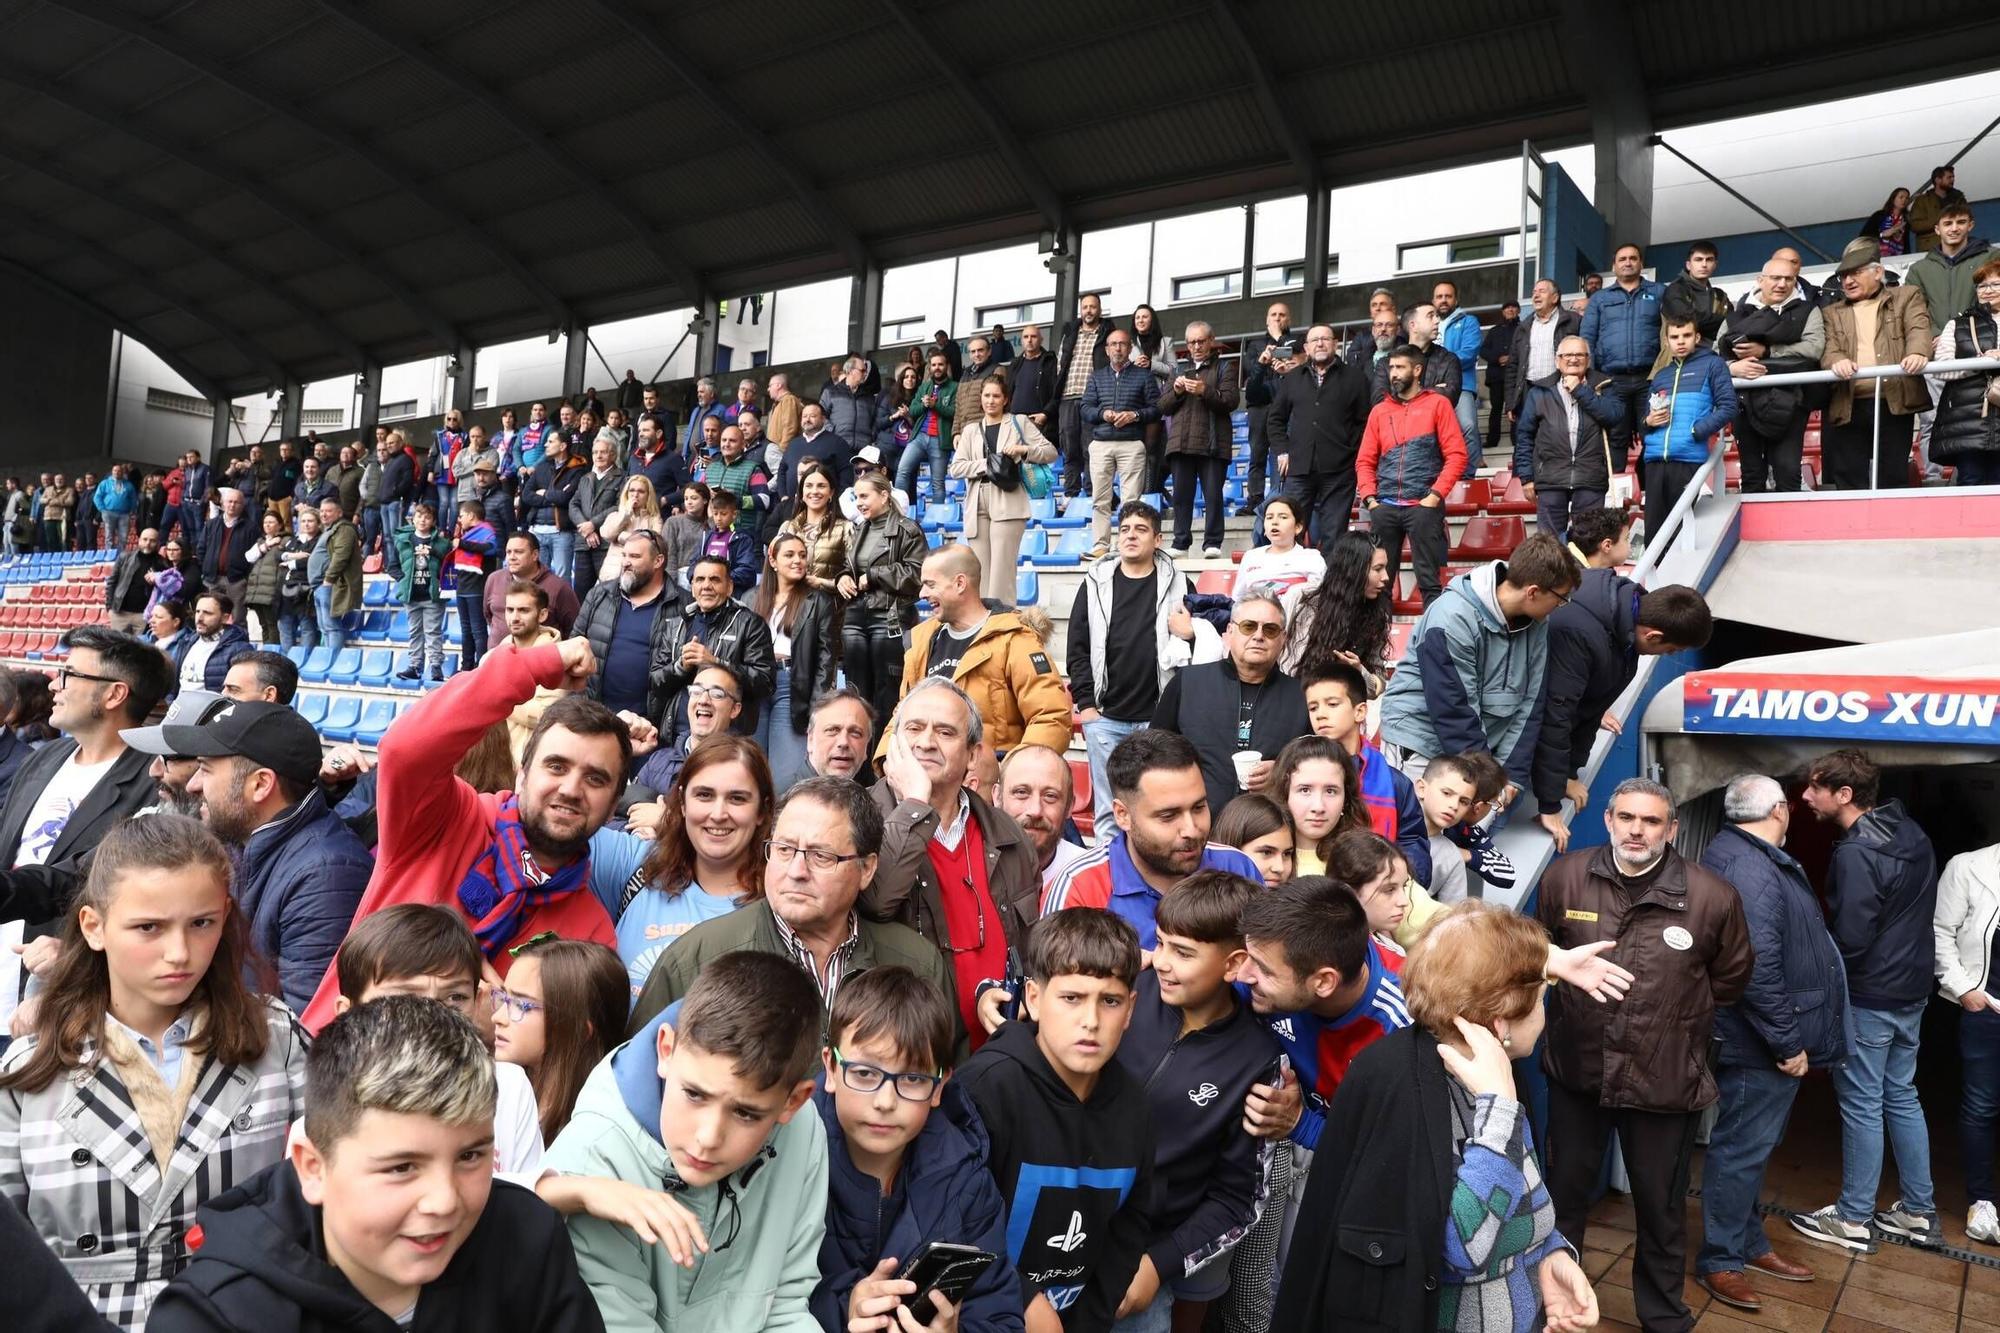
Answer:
[{"left": 1232, "top": 750, "right": 1262, "bottom": 786}]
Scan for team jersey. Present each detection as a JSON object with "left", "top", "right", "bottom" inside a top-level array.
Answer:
[
  {"left": 1242, "top": 937, "right": 1411, "bottom": 1150},
  {"left": 1040, "top": 833, "right": 1263, "bottom": 951}
]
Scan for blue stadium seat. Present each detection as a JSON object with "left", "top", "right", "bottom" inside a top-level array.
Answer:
[
  {"left": 364, "top": 581, "right": 390, "bottom": 607},
  {"left": 358, "top": 650, "right": 393, "bottom": 687},
  {"left": 1018, "top": 527, "right": 1048, "bottom": 557},
  {"left": 1053, "top": 528, "right": 1094, "bottom": 556},
  {"left": 920, "top": 499, "right": 961, "bottom": 530},
  {"left": 445, "top": 613, "right": 462, "bottom": 645},
  {"left": 388, "top": 610, "right": 410, "bottom": 642},
  {"left": 295, "top": 692, "right": 330, "bottom": 726},
  {"left": 358, "top": 611, "right": 390, "bottom": 641},
  {"left": 327, "top": 648, "right": 363, "bottom": 685},
  {"left": 284, "top": 645, "right": 309, "bottom": 667},
  {"left": 299, "top": 646, "right": 335, "bottom": 682},
  {"left": 1016, "top": 567, "right": 1040, "bottom": 605},
  {"left": 353, "top": 698, "right": 398, "bottom": 746},
  {"left": 321, "top": 695, "right": 363, "bottom": 742}
]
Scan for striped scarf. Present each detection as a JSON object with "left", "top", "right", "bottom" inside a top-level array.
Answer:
[{"left": 455, "top": 795, "right": 591, "bottom": 958}]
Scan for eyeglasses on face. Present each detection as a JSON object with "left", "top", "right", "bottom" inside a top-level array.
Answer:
[
  {"left": 832, "top": 1048, "right": 944, "bottom": 1101},
  {"left": 687, "top": 683, "right": 741, "bottom": 703},
  {"left": 764, "top": 839, "right": 865, "bottom": 872},
  {"left": 1233, "top": 618, "right": 1284, "bottom": 639},
  {"left": 55, "top": 666, "right": 118, "bottom": 689},
  {"left": 488, "top": 987, "right": 545, "bottom": 1021}
]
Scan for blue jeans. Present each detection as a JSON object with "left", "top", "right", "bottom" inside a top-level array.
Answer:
[
  {"left": 280, "top": 603, "right": 315, "bottom": 652},
  {"left": 763, "top": 664, "right": 809, "bottom": 786},
  {"left": 1834, "top": 1000, "right": 1935, "bottom": 1220},
  {"left": 104, "top": 513, "right": 131, "bottom": 550},
  {"left": 1961, "top": 1006, "right": 2000, "bottom": 1203},
  {"left": 536, "top": 527, "right": 576, "bottom": 581},
  {"left": 455, "top": 590, "right": 487, "bottom": 669},
  {"left": 1955, "top": 453, "right": 2000, "bottom": 487},
  {"left": 1109, "top": 1291, "right": 1173, "bottom": 1333},
  {"left": 1455, "top": 388, "right": 1483, "bottom": 471},
  {"left": 1698, "top": 1063, "right": 1802, "bottom": 1272},
  {"left": 379, "top": 500, "right": 405, "bottom": 575},
  {"left": 314, "top": 584, "right": 358, "bottom": 657},
  {"left": 895, "top": 433, "right": 949, "bottom": 503},
  {"left": 1082, "top": 716, "right": 1146, "bottom": 843}
]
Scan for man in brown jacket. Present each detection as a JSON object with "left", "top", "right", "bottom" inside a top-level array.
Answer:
[
  {"left": 863, "top": 677, "right": 1041, "bottom": 1045},
  {"left": 1821, "top": 237, "right": 1932, "bottom": 490},
  {"left": 1537, "top": 776, "right": 1753, "bottom": 1333}
]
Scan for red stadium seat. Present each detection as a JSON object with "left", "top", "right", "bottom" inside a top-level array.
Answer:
[
  {"left": 1444, "top": 479, "right": 1490, "bottom": 516},
  {"left": 1488, "top": 478, "right": 1535, "bottom": 515},
  {"left": 1451, "top": 515, "right": 1525, "bottom": 562},
  {"left": 1194, "top": 569, "right": 1235, "bottom": 596},
  {"left": 1388, "top": 621, "right": 1414, "bottom": 663},
  {"left": 1070, "top": 759, "right": 1093, "bottom": 841}
]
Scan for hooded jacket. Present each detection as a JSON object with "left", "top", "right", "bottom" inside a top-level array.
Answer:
[
  {"left": 1114, "top": 972, "right": 1279, "bottom": 1283},
  {"left": 1066, "top": 550, "right": 1210, "bottom": 716},
  {"left": 1700, "top": 824, "right": 1849, "bottom": 1070},
  {"left": 1536, "top": 845, "right": 1752, "bottom": 1111},
  {"left": 1531, "top": 568, "right": 1641, "bottom": 814},
  {"left": 1639, "top": 345, "right": 1737, "bottom": 465},
  {"left": 893, "top": 611, "right": 1073, "bottom": 758},
  {"left": 236, "top": 788, "right": 373, "bottom": 1014},
  {"left": 955, "top": 1019, "right": 1155, "bottom": 1332},
  {"left": 147, "top": 1164, "right": 603, "bottom": 1333},
  {"left": 1662, "top": 272, "right": 1731, "bottom": 342},
  {"left": 1935, "top": 843, "right": 2000, "bottom": 1005},
  {"left": 809, "top": 1081, "right": 1023, "bottom": 1333},
  {"left": 1356, "top": 387, "right": 1468, "bottom": 504},
  {"left": 1378, "top": 560, "right": 1550, "bottom": 790},
  {"left": 1907, "top": 235, "right": 1992, "bottom": 333},
  {"left": 545, "top": 1012, "right": 829, "bottom": 1333},
  {"left": 1827, "top": 799, "right": 1938, "bottom": 1010}
]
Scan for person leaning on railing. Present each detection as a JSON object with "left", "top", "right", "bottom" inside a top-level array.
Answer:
[
  {"left": 1928, "top": 256, "right": 2000, "bottom": 486},
  {"left": 1820, "top": 237, "right": 1933, "bottom": 490}
]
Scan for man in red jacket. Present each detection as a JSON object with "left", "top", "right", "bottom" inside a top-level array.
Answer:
[
  {"left": 1357, "top": 345, "right": 1468, "bottom": 608},
  {"left": 300, "top": 637, "right": 631, "bottom": 1029}
]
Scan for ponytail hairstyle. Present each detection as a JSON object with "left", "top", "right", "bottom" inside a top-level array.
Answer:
[
  {"left": 510, "top": 937, "right": 628, "bottom": 1142},
  {"left": 0, "top": 814, "right": 269, "bottom": 1094}
]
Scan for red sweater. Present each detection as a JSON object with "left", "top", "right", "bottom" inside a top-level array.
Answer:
[{"left": 300, "top": 642, "right": 617, "bottom": 1030}]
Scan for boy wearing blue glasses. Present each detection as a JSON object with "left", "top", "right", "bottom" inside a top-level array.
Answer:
[{"left": 812, "top": 965, "right": 1021, "bottom": 1333}]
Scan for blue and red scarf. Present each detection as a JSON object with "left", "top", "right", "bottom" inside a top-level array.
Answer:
[
  {"left": 1354, "top": 743, "right": 1400, "bottom": 842},
  {"left": 456, "top": 795, "right": 591, "bottom": 959}
]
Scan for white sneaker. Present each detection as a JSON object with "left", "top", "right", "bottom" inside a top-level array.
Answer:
[
  {"left": 1203, "top": 545, "right": 1224, "bottom": 558},
  {"left": 1788, "top": 1205, "right": 1876, "bottom": 1253},
  {"left": 1969, "top": 1200, "right": 2000, "bottom": 1245}
]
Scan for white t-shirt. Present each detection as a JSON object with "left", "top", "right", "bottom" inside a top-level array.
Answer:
[
  {"left": 180, "top": 635, "right": 221, "bottom": 692},
  {"left": 0, "top": 752, "right": 120, "bottom": 1024},
  {"left": 1236, "top": 544, "right": 1326, "bottom": 640}
]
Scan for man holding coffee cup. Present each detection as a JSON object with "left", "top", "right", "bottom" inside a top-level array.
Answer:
[{"left": 1151, "top": 584, "right": 1310, "bottom": 819}]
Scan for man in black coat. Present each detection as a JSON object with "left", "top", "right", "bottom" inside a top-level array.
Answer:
[
  {"left": 1507, "top": 278, "right": 1583, "bottom": 417},
  {"left": 1266, "top": 325, "right": 1371, "bottom": 546},
  {"left": 1238, "top": 300, "right": 1303, "bottom": 516},
  {"left": 1479, "top": 299, "right": 1520, "bottom": 451}
]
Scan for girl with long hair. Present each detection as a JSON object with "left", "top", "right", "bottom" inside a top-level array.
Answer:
[
  {"left": 1236, "top": 494, "right": 1325, "bottom": 628},
  {"left": 876, "top": 362, "right": 923, "bottom": 478},
  {"left": 0, "top": 815, "right": 305, "bottom": 1329},
  {"left": 597, "top": 473, "right": 664, "bottom": 580},
  {"left": 780, "top": 463, "right": 851, "bottom": 591},
  {"left": 1327, "top": 828, "right": 1416, "bottom": 957},
  {"left": 1270, "top": 734, "right": 1368, "bottom": 878},
  {"left": 753, "top": 533, "right": 841, "bottom": 780},
  {"left": 1129, "top": 302, "right": 1179, "bottom": 496},
  {"left": 1862, "top": 186, "right": 1913, "bottom": 257},
  {"left": 1212, "top": 792, "right": 1295, "bottom": 887},
  {"left": 839, "top": 473, "right": 928, "bottom": 731},
  {"left": 492, "top": 937, "right": 628, "bottom": 1143},
  {"left": 1286, "top": 530, "right": 1394, "bottom": 690},
  {"left": 598, "top": 734, "right": 774, "bottom": 1003}
]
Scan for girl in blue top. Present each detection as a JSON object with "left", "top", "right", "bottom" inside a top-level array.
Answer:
[{"left": 594, "top": 733, "right": 774, "bottom": 1005}]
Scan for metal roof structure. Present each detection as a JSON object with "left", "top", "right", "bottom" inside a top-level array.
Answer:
[{"left": 4, "top": 0, "right": 1996, "bottom": 398}]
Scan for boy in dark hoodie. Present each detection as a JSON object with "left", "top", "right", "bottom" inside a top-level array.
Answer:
[
  {"left": 1115, "top": 872, "right": 1281, "bottom": 1330},
  {"left": 148, "top": 996, "right": 602, "bottom": 1333},
  {"left": 813, "top": 965, "right": 1023, "bottom": 1333},
  {"left": 695, "top": 485, "right": 761, "bottom": 596},
  {"left": 957, "top": 908, "right": 1155, "bottom": 1333}
]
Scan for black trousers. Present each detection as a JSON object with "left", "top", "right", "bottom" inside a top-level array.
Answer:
[
  {"left": 841, "top": 606, "right": 907, "bottom": 745},
  {"left": 1366, "top": 501, "right": 1448, "bottom": 604},
  {"left": 1485, "top": 378, "right": 1510, "bottom": 457},
  {"left": 1169, "top": 454, "right": 1228, "bottom": 550},
  {"left": 1546, "top": 1079, "right": 1698, "bottom": 1333},
  {"left": 1246, "top": 405, "right": 1275, "bottom": 506},
  {"left": 1143, "top": 421, "right": 1167, "bottom": 499},
  {"left": 1822, "top": 404, "right": 1915, "bottom": 491},
  {"left": 1288, "top": 467, "right": 1357, "bottom": 549},
  {"left": 1733, "top": 407, "right": 1807, "bottom": 493},
  {"left": 571, "top": 542, "right": 601, "bottom": 604},
  {"left": 1604, "top": 373, "right": 1651, "bottom": 479},
  {"left": 1059, "top": 398, "right": 1089, "bottom": 495},
  {"left": 1642, "top": 460, "right": 1703, "bottom": 558}
]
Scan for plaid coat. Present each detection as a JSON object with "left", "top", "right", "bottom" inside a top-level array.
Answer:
[{"left": 0, "top": 998, "right": 307, "bottom": 1330}]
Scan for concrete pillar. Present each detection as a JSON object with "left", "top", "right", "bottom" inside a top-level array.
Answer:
[
  {"left": 279, "top": 377, "right": 302, "bottom": 440},
  {"left": 209, "top": 397, "right": 232, "bottom": 463},
  {"left": 848, "top": 263, "right": 884, "bottom": 358},
  {"left": 1593, "top": 112, "right": 1654, "bottom": 252},
  {"left": 692, "top": 296, "right": 721, "bottom": 380},
  {"left": 354, "top": 363, "right": 382, "bottom": 439},
  {"left": 1050, "top": 226, "right": 1083, "bottom": 329},
  {"left": 561, "top": 321, "right": 588, "bottom": 401},
  {"left": 1302, "top": 183, "right": 1331, "bottom": 324},
  {"left": 449, "top": 342, "right": 477, "bottom": 415}
]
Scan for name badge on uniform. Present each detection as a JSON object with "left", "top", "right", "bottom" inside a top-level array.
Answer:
[
  {"left": 1564, "top": 909, "right": 1598, "bottom": 922},
  {"left": 1663, "top": 926, "right": 1694, "bottom": 951}
]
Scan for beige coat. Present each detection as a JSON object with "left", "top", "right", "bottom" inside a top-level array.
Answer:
[
  {"left": 949, "top": 414, "right": 1057, "bottom": 537},
  {"left": 1821, "top": 283, "right": 1935, "bottom": 423}
]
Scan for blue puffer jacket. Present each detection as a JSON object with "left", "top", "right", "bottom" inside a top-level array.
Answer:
[
  {"left": 235, "top": 788, "right": 374, "bottom": 1013},
  {"left": 1700, "top": 825, "right": 1849, "bottom": 1069},
  {"left": 810, "top": 1080, "right": 1023, "bottom": 1333},
  {"left": 1580, "top": 278, "right": 1666, "bottom": 374},
  {"left": 194, "top": 623, "right": 255, "bottom": 693},
  {"left": 1827, "top": 799, "right": 1938, "bottom": 1010},
  {"left": 1437, "top": 307, "right": 1483, "bottom": 393},
  {"left": 1639, "top": 346, "right": 1738, "bottom": 465}
]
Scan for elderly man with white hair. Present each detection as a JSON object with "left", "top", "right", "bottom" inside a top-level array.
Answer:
[
  {"left": 1156, "top": 320, "right": 1242, "bottom": 557},
  {"left": 197, "top": 485, "right": 256, "bottom": 612},
  {"left": 1693, "top": 773, "right": 1847, "bottom": 1312}
]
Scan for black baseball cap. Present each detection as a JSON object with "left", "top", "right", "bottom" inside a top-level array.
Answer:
[{"left": 158, "top": 700, "right": 324, "bottom": 787}]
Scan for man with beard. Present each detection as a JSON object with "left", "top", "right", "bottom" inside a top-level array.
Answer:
[
  {"left": 646, "top": 553, "right": 776, "bottom": 740},
  {"left": 863, "top": 678, "right": 1040, "bottom": 1046},
  {"left": 118, "top": 688, "right": 228, "bottom": 817},
  {"left": 300, "top": 637, "right": 631, "bottom": 1030},
  {"left": 573, "top": 530, "right": 677, "bottom": 726},
  {"left": 996, "top": 743, "right": 1087, "bottom": 894},
  {"left": 1040, "top": 729, "right": 1260, "bottom": 950},
  {"left": 1538, "top": 778, "right": 1752, "bottom": 1333},
  {"left": 171, "top": 701, "right": 372, "bottom": 1015}
]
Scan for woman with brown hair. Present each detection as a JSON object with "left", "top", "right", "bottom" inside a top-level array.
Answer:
[
  {"left": 753, "top": 532, "right": 840, "bottom": 783},
  {"left": 951, "top": 375, "right": 1056, "bottom": 603},
  {"left": 597, "top": 734, "right": 774, "bottom": 1004},
  {"left": 1275, "top": 900, "right": 1603, "bottom": 1333},
  {"left": 779, "top": 461, "right": 850, "bottom": 590},
  {"left": 1270, "top": 734, "right": 1369, "bottom": 877},
  {"left": 492, "top": 936, "right": 628, "bottom": 1142}
]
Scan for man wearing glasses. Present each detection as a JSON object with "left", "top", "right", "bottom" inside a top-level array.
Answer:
[
  {"left": 632, "top": 775, "right": 963, "bottom": 1058},
  {"left": 866, "top": 678, "right": 1041, "bottom": 1048},
  {"left": 1149, "top": 587, "right": 1310, "bottom": 819},
  {"left": 1512, "top": 335, "right": 1628, "bottom": 540},
  {"left": 0, "top": 626, "right": 173, "bottom": 1028}
]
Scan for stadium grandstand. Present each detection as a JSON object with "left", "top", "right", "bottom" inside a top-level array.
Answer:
[{"left": 4, "top": 2, "right": 2000, "bottom": 1329}]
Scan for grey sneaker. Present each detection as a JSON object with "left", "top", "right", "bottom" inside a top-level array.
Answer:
[
  {"left": 1875, "top": 1201, "right": 1941, "bottom": 1248},
  {"left": 1968, "top": 1200, "right": 2000, "bottom": 1245},
  {"left": 1788, "top": 1205, "right": 1876, "bottom": 1253}
]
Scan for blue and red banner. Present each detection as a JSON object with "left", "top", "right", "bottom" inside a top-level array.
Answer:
[{"left": 1683, "top": 673, "right": 2000, "bottom": 745}]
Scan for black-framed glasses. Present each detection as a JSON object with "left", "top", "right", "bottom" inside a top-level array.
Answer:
[
  {"left": 1544, "top": 585, "right": 1573, "bottom": 606},
  {"left": 687, "top": 683, "right": 741, "bottom": 704},
  {"left": 764, "top": 840, "right": 865, "bottom": 872},
  {"left": 832, "top": 1048, "right": 944, "bottom": 1102},
  {"left": 55, "top": 666, "right": 119, "bottom": 689}
]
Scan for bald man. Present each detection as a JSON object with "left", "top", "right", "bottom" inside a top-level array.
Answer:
[{"left": 888, "top": 545, "right": 1072, "bottom": 758}]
